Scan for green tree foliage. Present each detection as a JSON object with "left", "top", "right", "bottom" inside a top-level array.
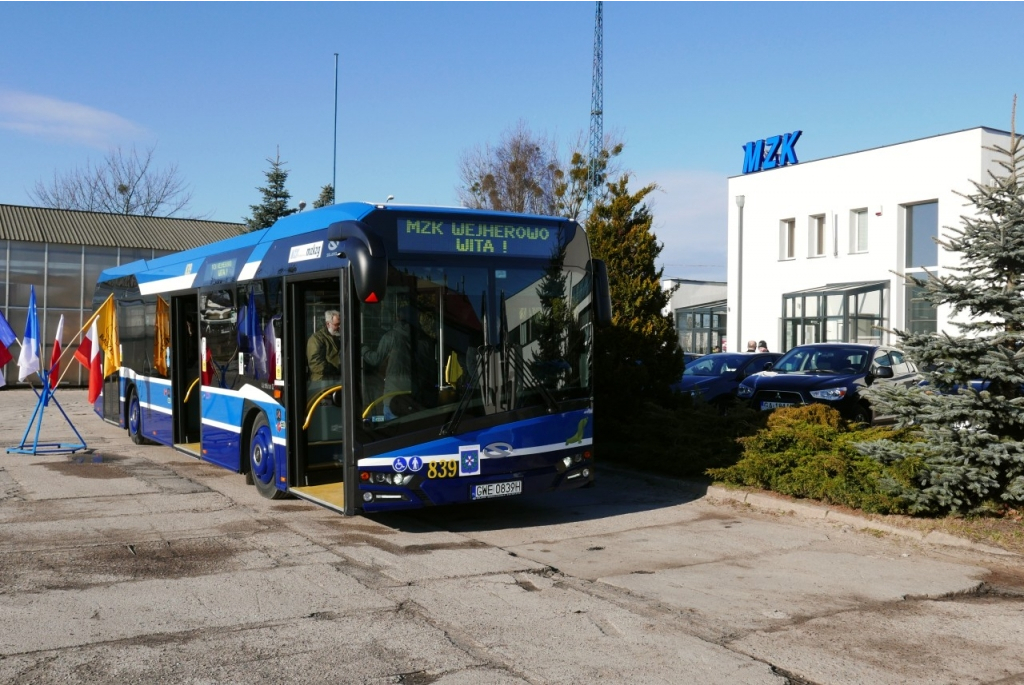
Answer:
[
  {"left": 709, "top": 405, "right": 920, "bottom": 514},
  {"left": 588, "top": 175, "right": 682, "bottom": 411},
  {"left": 312, "top": 183, "right": 335, "bottom": 209},
  {"left": 555, "top": 139, "right": 624, "bottom": 221},
  {"left": 245, "top": 151, "right": 297, "bottom": 231},
  {"left": 859, "top": 108, "right": 1024, "bottom": 514}
]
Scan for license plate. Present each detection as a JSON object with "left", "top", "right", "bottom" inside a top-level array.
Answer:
[
  {"left": 471, "top": 480, "right": 522, "bottom": 500},
  {"left": 761, "top": 401, "right": 795, "bottom": 410}
]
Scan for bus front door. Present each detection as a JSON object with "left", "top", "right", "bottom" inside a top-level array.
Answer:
[
  {"left": 171, "top": 295, "right": 201, "bottom": 454},
  {"left": 286, "top": 276, "right": 354, "bottom": 514}
]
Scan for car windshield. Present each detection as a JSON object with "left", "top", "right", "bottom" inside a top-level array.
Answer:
[
  {"left": 772, "top": 346, "right": 869, "bottom": 374},
  {"left": 683, "top": 354, "right": 745, "bottom": 377}
]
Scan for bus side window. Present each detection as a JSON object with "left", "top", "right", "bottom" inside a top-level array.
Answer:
[{"left": 200, "top": 289, "right": 238, "bottom": 388}]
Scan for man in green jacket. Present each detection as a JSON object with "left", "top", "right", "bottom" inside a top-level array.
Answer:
[{"left": 307, "top": 310, "right": 341, "bottom": 381}]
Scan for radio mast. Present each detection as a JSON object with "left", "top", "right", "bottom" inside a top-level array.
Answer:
[{"left": 587, "top": 1, "right": 604, "bottom": 206}]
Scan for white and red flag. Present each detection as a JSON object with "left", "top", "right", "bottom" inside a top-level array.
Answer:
[
  {"left": 74, "top": 318, "right": 103, "bottom": 404},
  {"left": 48, "top": 314, "right": 64, "bottom": 390}
]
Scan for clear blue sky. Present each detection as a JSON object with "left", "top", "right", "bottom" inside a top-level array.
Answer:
[{"left": 1, "top": 2, "right": 1021, "bottom": 281}]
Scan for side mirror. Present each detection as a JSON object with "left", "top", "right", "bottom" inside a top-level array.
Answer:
[
  {"left": 872, "top": 365, "right": 894, "bottom": 379},
  {"left": 327, "top": 220, "right": 388, "bottom": 304},
  {"left": 592, "top": 259, "right": 613, "bottom": 328},
  {"left": 763, "top": 361, "right": 774, "bottom": 371}
]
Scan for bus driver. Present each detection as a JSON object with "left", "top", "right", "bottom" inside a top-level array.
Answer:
[{"left": 307, "top": 310, "right": 341, "bottom": 381}]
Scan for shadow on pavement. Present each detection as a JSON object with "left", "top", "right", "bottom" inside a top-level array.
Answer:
[{"left": 374, "top": 464, "right": 710, "bottom": 534}]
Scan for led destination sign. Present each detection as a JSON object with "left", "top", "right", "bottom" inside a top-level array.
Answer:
[{"left": 397, "top": 218, "right": 562, "bottom": 257}]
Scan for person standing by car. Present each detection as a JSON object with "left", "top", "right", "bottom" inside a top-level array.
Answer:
[
  {"left": 746, "top": 340, "right": 757, "bottom": 353},
  {"left": 758, "top": 340, "right": 769, "bottom": 352}
]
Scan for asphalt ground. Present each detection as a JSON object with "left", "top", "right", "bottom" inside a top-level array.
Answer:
[{"left": 1, "top": 388, "right": 1022, "bottom": 684}]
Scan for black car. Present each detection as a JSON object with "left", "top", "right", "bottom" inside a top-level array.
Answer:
[
  {"left": 736, "top": 343, "right": 918, "bottom": 424},
  {"left": 673, "top": 352, "right": 782, "bottom": 404}
]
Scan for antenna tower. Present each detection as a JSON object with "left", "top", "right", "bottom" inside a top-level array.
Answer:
[{"left": 587, "top": 1, "right": 603, "bottom": 204}]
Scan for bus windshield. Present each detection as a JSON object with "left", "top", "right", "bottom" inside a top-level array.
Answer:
[{"left": 357, "top": 255, "right": 593, "bottom": 441}]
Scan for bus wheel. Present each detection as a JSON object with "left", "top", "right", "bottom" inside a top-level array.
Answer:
[
  {"left": 249, "top": 413, "right": 285, "bottom": 499},
  {"left": 128, "top": 390, "right": 146, "bottom": 445}
]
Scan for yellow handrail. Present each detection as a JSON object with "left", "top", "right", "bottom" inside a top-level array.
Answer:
[
  {"left": 183, "top": 378, "right": 201, "bottom": 403},
  {"left": 303, "top": 385, "right": 343, "bottom": 430},
  {"left": 361, "top": 390, "right": 412, "bottom": 419}
]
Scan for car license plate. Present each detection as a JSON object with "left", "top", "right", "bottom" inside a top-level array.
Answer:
[
  {"left": 471, "top": 480, "right": 522, "bottom": 500},
  {"left": 761, "top": 401, "right": 795, "bottom": 410}
]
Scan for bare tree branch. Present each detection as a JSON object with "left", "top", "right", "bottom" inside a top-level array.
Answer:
[{"left": 29, "top": 145, "right": 203, "bottom": 218}]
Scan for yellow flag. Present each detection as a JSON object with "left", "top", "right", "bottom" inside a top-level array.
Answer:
[
  {"left": 95, "top": 296, "right": 121, "bottom": 377},
  {"left": 154, "top": 296, "right": 170, "bottom": 376}
]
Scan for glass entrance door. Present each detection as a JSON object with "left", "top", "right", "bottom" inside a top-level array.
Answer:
[{"left": 287, "top": 276, "right": 347, "bottom": 491}]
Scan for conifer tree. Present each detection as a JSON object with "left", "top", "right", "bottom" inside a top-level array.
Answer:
[
  {"left": 245, "top": 150, "right": 297, "bottom": 231},
  {"left": 587, "top": 175, "right": 681, "bottom": 409},
  {"left": 860, "top": 105, "right": 1024, "bottom": 514},
  {"left": 312, "top": 183, "right": 335, "bottom": 209}
]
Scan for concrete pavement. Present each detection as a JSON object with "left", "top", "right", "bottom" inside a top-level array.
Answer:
[{"left": 1, "top": 388, "right": 1021, "bottom": 684}]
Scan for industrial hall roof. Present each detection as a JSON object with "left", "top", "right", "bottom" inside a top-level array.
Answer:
[{"left": 0, "top": 204, "right": 245, "bottom": 251}]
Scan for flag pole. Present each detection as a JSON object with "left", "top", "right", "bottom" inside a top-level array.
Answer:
[{"left": 50, "top": 293, "right": 115, "bottom": 390}]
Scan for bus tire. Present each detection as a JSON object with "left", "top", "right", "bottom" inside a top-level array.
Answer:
[
  {"left": 249, "top": 413, "right": 285, "bottom": 499},
  {"left": 127, "top": 389, "right": 146, "bottom": 445}
]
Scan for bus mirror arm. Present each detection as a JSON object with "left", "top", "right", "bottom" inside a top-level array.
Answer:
[{"left": 327, "top": 220, "right": 388, "bottom": 304}]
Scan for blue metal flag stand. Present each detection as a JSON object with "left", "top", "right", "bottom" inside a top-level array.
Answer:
[{"left": 7, "top": 367, "right": 88, "bottom": 455}]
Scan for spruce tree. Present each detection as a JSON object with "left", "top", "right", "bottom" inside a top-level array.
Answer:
[
  {"left": 312, "top": 183, "right": 335, "bottom": 209},
  {"left": 860, "top": 107, "right": 1024, "bottom": 514},
  {"left": 245, "top": 150, "right": 297, "bottom": 231},
  {"left": 587, "top": 175, "right": 682, "bottom": 409}
]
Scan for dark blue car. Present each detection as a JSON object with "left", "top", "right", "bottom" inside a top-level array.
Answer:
[
  {"left": 673, "top": 352, "right": 781, "bottom": 404},
  {"left": 736, "top": 343, "right": 918, "bottom": 424}
]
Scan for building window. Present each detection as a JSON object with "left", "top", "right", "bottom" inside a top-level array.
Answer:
[
  {"left": 780, "top": 218, "right": 796, "bottom": 260},
  {"left": 675, "top": 300, "right": 726, "bottom": 354},
  {"left": 809, "top": 214, "right": 826, "bottom": 257},
  {"left": 906, "top": 283, "right": 937, "bottom": 334},
  {"left": 906, "top": 201, "right": 938, "bottom": 269},
  {"left": 781, "top": 281, "right": 888, "bottom": 351},
  {"left": 850, "top": 209, "right": 868, "bottom": 253}
]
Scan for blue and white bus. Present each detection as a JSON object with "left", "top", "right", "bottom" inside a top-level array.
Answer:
[{"left": 90, "top": 202, "right": 610, "bottom": 515}]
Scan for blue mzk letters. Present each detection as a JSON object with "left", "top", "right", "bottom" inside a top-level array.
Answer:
[
  {"left": 779, "top": 130, "right": 801, "bottom": 165},
  {"left": 741, "top": 130, "right": 802, "bottom": 174},
  {"left": 742, "top": 140, "right": 764, "bottom": 174},
  {"left": 761, "top": 136, "right": 782, "bottom": 170}
]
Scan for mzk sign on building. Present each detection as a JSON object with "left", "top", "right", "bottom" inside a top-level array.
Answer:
[{"left": 742, "top": 130, "right": 802, "bottom": 174}]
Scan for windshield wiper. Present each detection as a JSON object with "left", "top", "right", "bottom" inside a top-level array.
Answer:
[
  {"left": 504, "top": 340, "right": 560, "bottom": 413},
  {"left": 498, "top": 292, "right": 559, "bottom": 413}
]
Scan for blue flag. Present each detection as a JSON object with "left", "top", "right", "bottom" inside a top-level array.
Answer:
[{"left": 17, "top": 285, "right": 40, "bottom": 381}]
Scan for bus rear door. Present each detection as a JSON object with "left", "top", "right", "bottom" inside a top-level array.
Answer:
[{"left": 171, "top": 294, "right": 201, "bottom": 454}]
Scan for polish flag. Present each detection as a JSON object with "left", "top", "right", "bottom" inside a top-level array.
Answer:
[
  {"left": 75, "top": 318, "right": 103, "bottom": 404},
  {"left": 48, "top": 314, "right": 64, "bottom": 390}
]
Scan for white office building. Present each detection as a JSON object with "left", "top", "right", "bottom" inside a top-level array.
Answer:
[{"left": 726, "top": 126, "right": 1010, "bottom": 353}]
